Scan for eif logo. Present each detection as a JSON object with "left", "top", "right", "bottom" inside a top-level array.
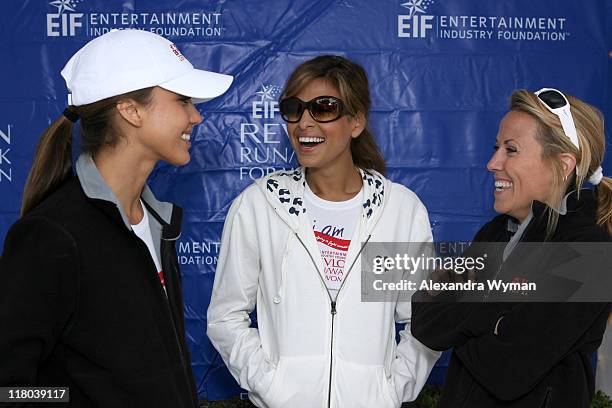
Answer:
[
  {"left": 252, "top": 84, "right": 282, "bottom": 119},
  {"left": 241, "top": 84, "right": 283, "bottom": 144},
  {"left": 0, "top": 125, "right": 12, "bottom": 182},
  {"left": 47, "top": 0, "right": 84, "bottom": 37},
  {"left": 398, "top": 0, "right": 435, "bottom": 38},
  {"left": 240, "top": 84, "right": 294, "bottom": 180}
]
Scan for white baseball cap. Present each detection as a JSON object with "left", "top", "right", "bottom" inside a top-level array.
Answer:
[{"left": 61, "top": 29, "right": 233, "bottom": 106}]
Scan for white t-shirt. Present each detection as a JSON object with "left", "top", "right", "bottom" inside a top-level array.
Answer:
[
  {"left": 304, "top": 182, "right": 363, "bottom": 301},
  {"left": 131, "top": 201, "right": 165, "bottom": 288}
]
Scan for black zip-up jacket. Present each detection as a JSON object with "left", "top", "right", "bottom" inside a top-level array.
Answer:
[
  {"left": 0, "top": 157, "right": 198, "bottom": 407},
  {"left": 412, "top": 189, "right": 611, "bottom": 408}
]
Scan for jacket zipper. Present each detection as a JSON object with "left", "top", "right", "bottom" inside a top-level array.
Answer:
[
  {"left": 141, "top": 202, "right": 196, "bottom": 406},
  {"left": 160, "top": 253, "right": 198, "bottom": 407},
  {"left": 328, "top": 301, "right": 336, "bottom": 408},
  {"left": 295, "top": 233, "right": 373, "bottom": 408},
  {"left": 163, "top": 293, "right": 197, "bottom": 407},
  {"left": 483, "top": 219, "right": 538, "bottom": 301},
  {"left": 133, "top": 232, "right": 196, "bottom": 408},
  {"left": 540, "top": 386, "right": 552, "bottom": 408},
  {"left": 336, "top": 234, "right": 372, "bottom": 296},
  {"left": 483, "top": 263, "right": 502, "bottom": 301}
]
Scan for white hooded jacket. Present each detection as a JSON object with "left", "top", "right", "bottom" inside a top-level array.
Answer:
[{"left": 207, "top": 168, "right": 441, "bottom": 408}]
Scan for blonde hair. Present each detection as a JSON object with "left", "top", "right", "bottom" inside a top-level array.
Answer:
[{"left": 509, "top": 90, "right": 612, "bottom": 236}]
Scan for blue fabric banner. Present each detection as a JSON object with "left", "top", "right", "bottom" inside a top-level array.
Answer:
[{"left": 0, "top": 0, "right": 610, "bottom": 399}]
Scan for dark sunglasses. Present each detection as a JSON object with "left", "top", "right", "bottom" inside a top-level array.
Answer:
[{"left": 279, "top": 96, "right": 345, "bottom": 123}]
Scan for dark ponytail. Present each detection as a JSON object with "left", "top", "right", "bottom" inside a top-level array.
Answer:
[
  {"left": 21, "top": 114, "right": 74, "bottom": 215},
  {"left": 21, "top": 87, "right": 154, "bottom": 215}
]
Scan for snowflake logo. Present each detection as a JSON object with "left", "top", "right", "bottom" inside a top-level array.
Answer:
[
  {"left": 256, "top": 84, "right": 282, "bottom": 101},
  {"left": 400, "top": 0, "right": 434, "bottom": 18},
  {"left": 49, "top": 0, "right": 82, "bottom": 15}
]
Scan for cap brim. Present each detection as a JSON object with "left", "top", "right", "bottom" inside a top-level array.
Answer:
[{"left": 159, "top": 68, "right": 233, "bottom": 104}]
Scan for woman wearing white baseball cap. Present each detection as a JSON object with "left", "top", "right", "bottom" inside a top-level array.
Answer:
[{"left": 0, "top": 29, "right": 232, "bottom": 407}]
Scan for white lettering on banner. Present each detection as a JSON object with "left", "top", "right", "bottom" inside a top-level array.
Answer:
[
  {"left": 240, "top": 147, "right": 294, "bottom": 164},
  {"left": 46, "top": 0, "right": 84, "bottom": 37},
  {"left": 89, "top": 12, "right": 221, "bottom": 26},
  {"left": 397, "top": 1, "right": 571, "bottom": 42},
  {"left": 240, "top": 85, "right": 294, "bottom": 180},
  {"left": 0, "top": 149, "right": 10, "bottom": 165},
  {"left": 0, "top": 125, "right": 12, "bottom": 182},
  {"left": 240, "top": 124, "right": 260, "bottom": 143},
  {"left": 398, "top": 15, "right": 434, "bottom": 38},
  {"left": 439, "top": 16, "right": 566, "bottom": 30},
  {"left": 439, "top": 29, "right": 494, "bottom": 40},
  {"left": 177, "top": 241, "right": 220, "bottom": 266},
  {"left": 46, "top": 1, "right": 225, "bottom": 38},
  {"left": 497, "top": 31, "right": 566, "bottom": 41},
  {"left": 47, "top": 13, "right": 84, "bottom": 36},
  {"left": 150, "top": 27, "right": 222, "bottom": 37},
  {"left": 178, "top": 241, "right": 221, "bottom": 254},
  {"left": 0, "top": 126, "right": 10, "bottom": 145},
  {"left": 239, "top": 167, "right": 282, "bottom": 180},
  {"left": 87, "top": 26, "right": 223, "bottom": 37},
  {"left": 240, "top": 123, "right": 286, "bottom": 144},
  {"left": 178, "top": 255, "right": 218, "bottom": 265},
  {"left": 252, "top": 100, "right": 280, "bottom": 119}
]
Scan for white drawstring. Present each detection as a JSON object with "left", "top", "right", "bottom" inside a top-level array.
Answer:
[
  {"left": 588, "top": 166, "right": 604, "bottom": 185},
  {"left": 274, "top": 233, "right": 294, "bottom": 304}
]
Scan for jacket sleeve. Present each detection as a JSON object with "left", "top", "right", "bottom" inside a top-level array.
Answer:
[
  {"left": 454, "top": 302, "right": 610, "bottom": 400},
  {"left": 411, "top": 299, "right": 506, "bottom": 351},
  {"left": 410, "top": 221, "right": 508, "bottom": 351},
  {"left": 0, "top": 216, "right": 78, "bottom": 387},
  {"left": 206, "top": 191, "right": 276, "bottom": 396},
  {"left": 391, "top": 198, "right": 442, "bottom": 402}
]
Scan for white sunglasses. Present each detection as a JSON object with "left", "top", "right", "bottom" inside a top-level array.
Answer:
[{"left": 534, "top": 88, "right": 580, "bottom": 150}]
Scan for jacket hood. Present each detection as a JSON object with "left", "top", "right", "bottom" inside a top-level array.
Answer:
[{"left": 255, "top": 167, "right": 388, "bottom": 233}]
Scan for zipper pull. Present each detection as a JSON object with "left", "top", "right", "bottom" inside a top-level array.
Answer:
[{"left": 330, "top": 301, "right": 337, "bottom": 315}]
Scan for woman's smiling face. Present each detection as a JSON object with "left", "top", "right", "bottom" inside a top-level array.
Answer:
[
  {"left": 286, "top": 78, "right": 361, "bottom": 171},
  {"left": 487, "top": 110, "right": 554, "bottom": 222}
]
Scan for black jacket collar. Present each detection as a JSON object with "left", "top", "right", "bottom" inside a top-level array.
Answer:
[{"left": 480, "top": 189, "right": 607, "bottom": 243}]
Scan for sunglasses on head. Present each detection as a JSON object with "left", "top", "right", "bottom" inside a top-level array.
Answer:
[
  {"left": 279, "top": 96, "right": 345, "bottom": 123},
  {"left": 534, "top": 88, "right": 580, "bottom": 149}
]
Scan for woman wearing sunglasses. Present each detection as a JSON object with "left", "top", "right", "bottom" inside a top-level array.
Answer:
[
  {"left": 411, "top": 89, "right": 612, "bottom": 407},
  {"left": 207, "top": 55, "right": 440, "bottom": 408}
]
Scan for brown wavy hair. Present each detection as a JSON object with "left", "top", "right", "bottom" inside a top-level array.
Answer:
[{"left": 280, "top": 55, "right": 386, "bottom": 175}]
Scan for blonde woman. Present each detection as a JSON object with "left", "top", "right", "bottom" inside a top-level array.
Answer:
[{"left": 412, "top": 89, "right": 612, "bottom": 408}]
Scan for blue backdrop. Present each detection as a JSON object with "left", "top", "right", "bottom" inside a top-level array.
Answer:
[{"left": 1, "top": 0, "right": 611, "bottom": 400}]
